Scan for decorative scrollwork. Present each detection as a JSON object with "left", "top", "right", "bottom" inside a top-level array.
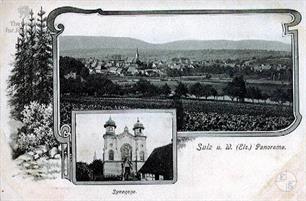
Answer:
[
  {"left": 47, "top": 7, "right": 103, "bottom": 35},
  {"left": 60, "top": 124, "right": 71, "bottom": 138}
]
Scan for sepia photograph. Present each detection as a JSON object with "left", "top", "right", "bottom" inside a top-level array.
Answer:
[{"left": 72, "top": 110, "right": 176, "bottom": 184}]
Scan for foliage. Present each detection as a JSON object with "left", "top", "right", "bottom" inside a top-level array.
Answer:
[
  {"left": 246, "top": 87, "right": 262, "bottom": 102},
  {"left": 223, "top": 75, "right": 247, "bottom": 102},
  {"left": 8, "top": 7, "right": 52, "bottom": 120},
  {"left": 86, "top": 75, "right": 121, "bottom": 96},
  {"left": 8, "top": 19, "right": 28, "bottom": 119},
  {"left": 34, "top": 7, "right": 52, "bottom": 104},
  {"left": 271, "top": 88, "right": 291, "bottom": 104},
  {"left": 160, "top": 83, "right": 171, "bottom": 96},
  {"left": 88, "top": 159, "right": 104, "bottom": 176},
  {"left": 132, "top": 79, "right": 160, "bottom": 96},
  {"left": 174, "top": 82, "right": 188, "bottom": 97},
  {"left": 15, "top": 102, "right": 57, "bottom": 154},
  {"left": 59, "top": 56, "right": 89, "bottom": 79},
  {"left": 76, "top": 162, "right": 91, "bottom": 181},
  {"left": 189, "top": 82, "right": 203, "bottom": 98},
  {"left": 189, "top": 82, "right": 217, "bottom": 99},
  {"left": 76, "top": 160, "right": 123, "bottom": 181},
  {"left": 211, "top": 87, "right": 218, "bottom": 98}
]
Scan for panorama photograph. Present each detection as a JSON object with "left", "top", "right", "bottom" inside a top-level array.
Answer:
[{"left": 58, "top": 13, "right": 295, "bottom": 132}]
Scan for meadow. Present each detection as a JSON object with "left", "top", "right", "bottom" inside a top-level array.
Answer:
[{"left": 111, "top": 75, "right": 291, "bottom": 95}]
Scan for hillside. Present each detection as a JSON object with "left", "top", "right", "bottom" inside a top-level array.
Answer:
[
  {"left": 60, "top": 48, "right": 291, "bottom": 61},
  {"left": 59, "top": 36, "right": 291, "bottom": 51}
]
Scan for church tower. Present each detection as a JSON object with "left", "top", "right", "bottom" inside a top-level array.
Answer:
[
  {"left": 135, "top": 48, "right": 139, "bottom": 62},
  {"left": 103, "top": 117, "right": 117, "bottom": 161},
  {"left": 133, "top": 118, "right": 147, "bottom": 163},
  {"left": 133, "top": 118, "right": 144, "bottom": 136}
]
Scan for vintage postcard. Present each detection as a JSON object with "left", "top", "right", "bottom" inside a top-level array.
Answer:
[{"left": 0, "top": 0, "right": 305, "bottom": 200}]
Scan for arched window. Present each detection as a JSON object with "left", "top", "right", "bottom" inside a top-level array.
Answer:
[
  {"left": 109, "top": 150, "right": 114, "bottom": 161},
  {"left": 120, "top": 144, "right": 132, "bottom": 161},
  {"left": 140, "top": 151, "right": 145, "bottom": 161}
]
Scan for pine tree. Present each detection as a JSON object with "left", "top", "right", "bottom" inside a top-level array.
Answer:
[
  {"left": 34, "top": 7, "right": 52, "bottom": 104},
  {"left": 23, "top": 9, "right": 37, "bottom": 108},
  {"left": 8, "top": 19, "right": 28, "bottom": 120},
  {"left": 8, "top": 7, "right": 52, "bottom": 120}
]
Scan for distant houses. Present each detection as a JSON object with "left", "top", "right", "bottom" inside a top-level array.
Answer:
[{"left": 65, "top": 48, "right": 292, "bottom": 82}]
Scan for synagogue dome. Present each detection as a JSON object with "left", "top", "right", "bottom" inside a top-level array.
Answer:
[
  {"left": 133, "top": 118, "right": 144, "bottom": 130},
  {"left": 104, "top": 117, "right": 117, "bottom": 128}
]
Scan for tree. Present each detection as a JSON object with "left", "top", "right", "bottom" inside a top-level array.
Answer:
[
  {"left": 8, "top": 7, "right": 53, "bottom": 120},
  {"left": 133, "top": 79, "right": 159, "bottom": 97},
  {"left": 8, "top": 19, "right": 28, "bottom": 120},
  {"left": 211, "top": 87, "right": 218, "bottom": 99},
  {"left": 189, "top": 82, "right": 203, "bottom": 98},
  {"left": 271, "top": 88, "right": 287, "bottom": 105},
  {"left": 34, "top": 7, "right": 52, "bottom": 104},
  {"left": 8, "top": 8, "right": 57, "bottom": 159},
  {"left": 202, "top": 85, "right": 214, "bottom": 99},
  {"left": 76, "top": 162, "right": 91, "bottom": 181},
  {"left": 23, "top": 9, "right": 36, "bottom": 105},
  {"left": 224, "top": 75, "right": 247, "bottom": 102},
  {"left": 223, "top": 84, "right": 235, "bottom": 101},
  {"left": 15, "top": 102, "right": 57, "bottom": 155},
  {"left": 254, "top": 87, "right": 262, "bottom": 103},
  {"left": 89, "top": 159, "right": 104, "bottom": 180},
  {"left": 161, "top": 83, "right": 171, "bottom": 96},
  {"left": 175, "top": 82, "right": 188, "bottom": 97},
  {"left": 59, "top": 56, "right": 88, "bottom": 79},
  {"left": 261, "top": 92, "right": 269, "bottom": 104},
  {"left": 83, "top": 75, "right": 120, "bottom": 97},
  {"left": 246, "top": 87, "right": 257, "bottom": 103}
]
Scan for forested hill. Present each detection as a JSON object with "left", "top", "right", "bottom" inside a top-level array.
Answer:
[{"left": 59, "top": 36, "right": 291, "bottom": 51}]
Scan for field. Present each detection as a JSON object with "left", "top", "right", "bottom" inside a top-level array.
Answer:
[
  {"left": 109, "top": 75, "right": 291, "bottom": 95},
  {"left": 61, "top": 96, "right": 294, "bottom": 132}
]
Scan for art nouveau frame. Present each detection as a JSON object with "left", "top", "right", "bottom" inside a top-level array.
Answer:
[{"left": 47, "top": 7, "right": 302, "bottom": 180}]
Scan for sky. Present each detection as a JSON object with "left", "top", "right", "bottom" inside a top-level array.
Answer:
[
  {"left": 56, "top": 12, "right": 292, "bottom": 44},
  {"left": 75, "top": 111, "right": 174, "bottom": 163}
]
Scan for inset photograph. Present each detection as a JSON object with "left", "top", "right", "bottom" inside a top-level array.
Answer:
[{"left": 72, "top": 110, "right": 176, "bottom": 184}]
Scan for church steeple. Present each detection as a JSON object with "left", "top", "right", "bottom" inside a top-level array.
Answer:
[{"left": 135, "top": 48, "right": 139, "bottom": 62}]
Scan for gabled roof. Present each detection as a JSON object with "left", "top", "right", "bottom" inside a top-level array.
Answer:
[{"left": 139, "top": 143, "right": 173, "bottom": 177}]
